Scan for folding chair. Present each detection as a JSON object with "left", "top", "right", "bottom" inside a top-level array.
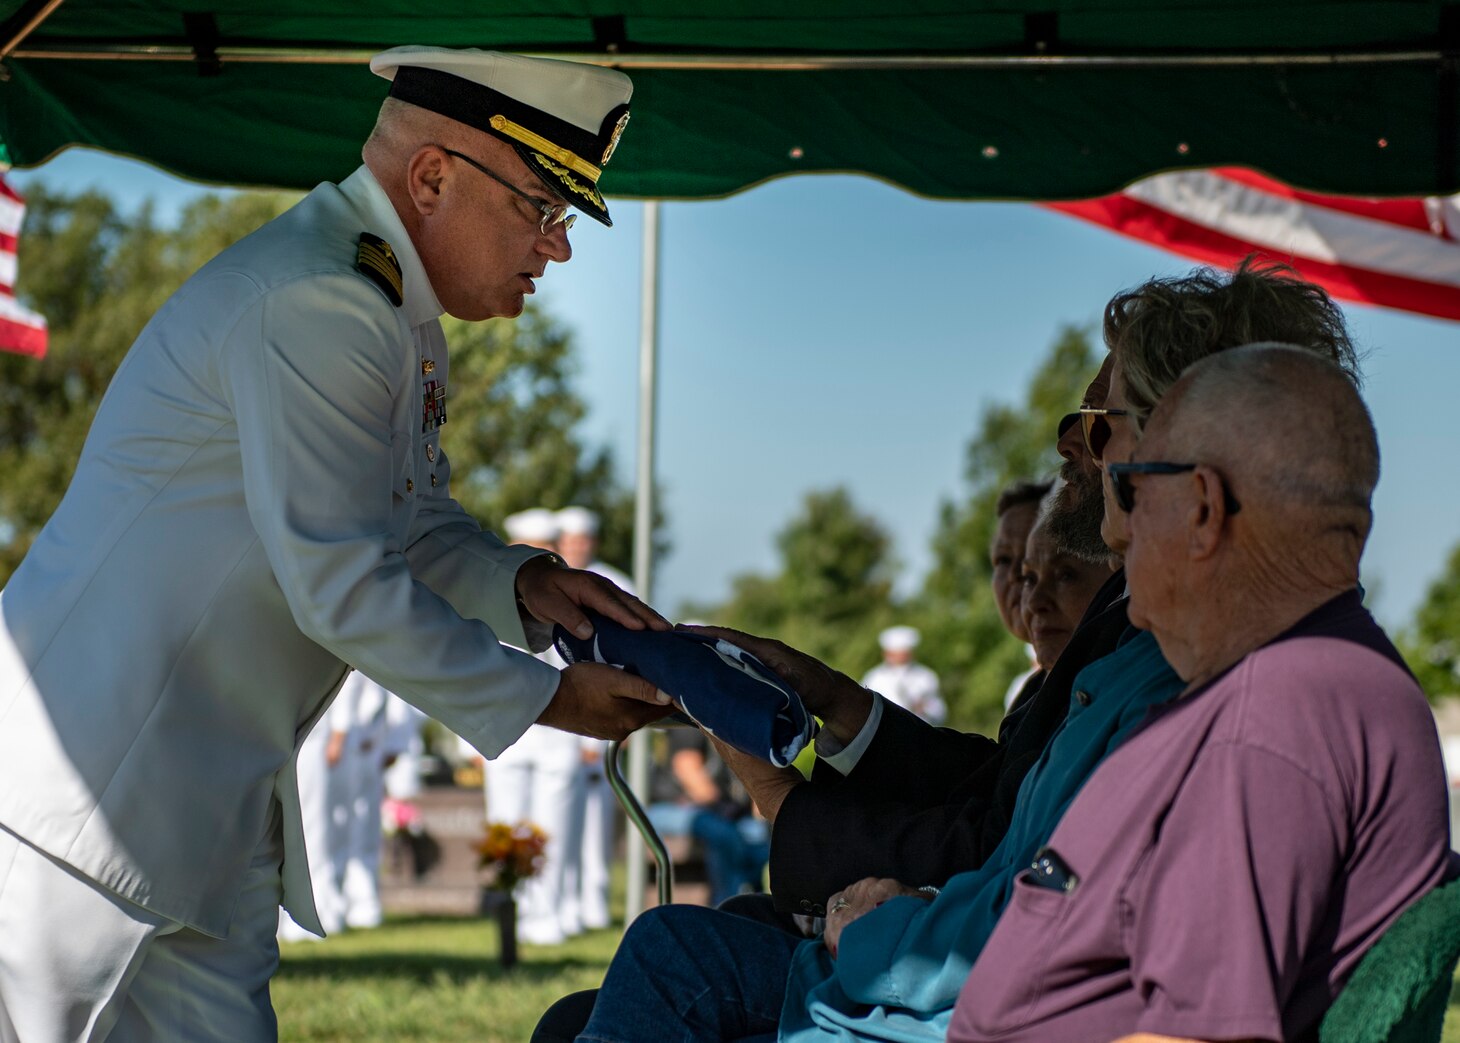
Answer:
[{"left": 1318, "top": 873, "right": 1460, "bottom": 1043}]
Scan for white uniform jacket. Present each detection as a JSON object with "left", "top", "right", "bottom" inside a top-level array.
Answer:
[
  {"left": 0, "top": 166, "right": 561, "bottom": 938},
  {"left": 861, "top": 661, "right": 947, "bottom": 725}
]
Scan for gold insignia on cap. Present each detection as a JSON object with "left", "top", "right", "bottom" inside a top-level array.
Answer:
[
  {"left": 602, "top": 111, "right": 631, "bottom": 166},
  {"left": 490, "top": 114, "right": 602, "bottom": 183},
  {"left": 356, "top": 233, "right": 403, "bottom": 307},
  {"left": 531, "top": 154, "right": 605, "bottom": 209}
]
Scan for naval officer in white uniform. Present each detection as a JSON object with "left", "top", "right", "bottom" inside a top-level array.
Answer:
[{"left": 0, "top": 46, "right": 666, "bottom": 1042}]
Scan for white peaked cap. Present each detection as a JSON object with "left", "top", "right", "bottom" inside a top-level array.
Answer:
[
  {"left": 555, "top": 505, "right": 600, "bottom": 536},
  {"left": 503, "top": 507, "right": 560, "bottom": 543},
  {"left": 879, "top": 625, "right": 921, "bottom": 652},
  {"left": 370, "top": 46, "right": 633, "bottom": 226}
]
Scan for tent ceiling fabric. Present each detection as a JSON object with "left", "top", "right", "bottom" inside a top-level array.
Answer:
[{"left": 3, "top": 1, "right": 1459, "bottom": 201}]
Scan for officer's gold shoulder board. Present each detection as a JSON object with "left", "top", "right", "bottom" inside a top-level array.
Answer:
[{"left": 357, "top": 232, "right": 403, "bottom": 307}]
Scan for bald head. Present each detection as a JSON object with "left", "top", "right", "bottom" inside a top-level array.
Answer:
[
  {"left": 1125, "top": 344, "right": 1378, "bottom": 682},
  {"left": 1150, "top": 342, "right": 1377, "bottom": 557},
  {"left": 364, "top": 98, "right": 493, "bottom": 174}
]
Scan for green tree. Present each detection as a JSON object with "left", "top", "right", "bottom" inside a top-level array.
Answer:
[
  {"left": 913, "top": 325, "right": 1099, "bottom": 732},
  {"left": 1401, "top": 536, "right": 1460, "bottom": 699},
  {"left": 439, "top": 306, "right": 660, "bottom": 574},
  {"left": 0, "top": 184, "right": 655, "bottom": 583},
  {"left": 0, "top": 186, "right": 293, "bottom": 579},
  {"left": 697, "top": 487, "right": 896, "bottom": 678}
]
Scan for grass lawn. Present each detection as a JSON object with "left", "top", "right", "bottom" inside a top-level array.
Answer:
[
  {"left": 276, "top": 913, "right": 618, "bottom": 1041},
  {"left": 279, "top": 911, "right": 1460, "bottom": 1043}
]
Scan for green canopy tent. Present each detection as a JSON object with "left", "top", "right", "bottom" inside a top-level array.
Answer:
[
  {"left": 3, "top": 0, "right": 1460, "bottom": 201},
  {"left": 7, "top": 0, "right": 1459, "bottom": 919}
]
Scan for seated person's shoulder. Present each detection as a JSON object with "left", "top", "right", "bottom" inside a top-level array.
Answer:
[
  {"left": 1217, "top": 633, "right": 1437, "bottom": 783},
  {"left": 1236, "top": 631, "right": 1422, "bottom": 716}
]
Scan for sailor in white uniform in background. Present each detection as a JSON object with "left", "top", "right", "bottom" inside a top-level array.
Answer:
[
  {"left": 472, "top": 508, "right": 585, "bottom": 945},
  {"left": 555, "top": 506, "right": 633, "bottom": 931},
  {"left": 383, "top": 692, "right": 429, "bottom": 807},
  {"left": 862, "top": 625, "right": 947, "bottom": 725},
  {"left": 332, "top": 672, "right": 395, "bottom": 930}
]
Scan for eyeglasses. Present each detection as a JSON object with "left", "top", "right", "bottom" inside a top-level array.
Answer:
[
  {"left": 440, "top": 148, "right": 576, "bottom": 235},
  {"left": 1078, "top": 407, "right": 1130, "bottom": 462},
  {"left": 1106, "top": 460, "right": 1242, "bottom": 515}
]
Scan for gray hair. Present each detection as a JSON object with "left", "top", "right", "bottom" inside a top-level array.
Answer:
[{"left": 1107, "top": 257, "right": 1362, "bottom": 431}]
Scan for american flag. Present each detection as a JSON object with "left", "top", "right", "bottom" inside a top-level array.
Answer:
[
  {"left": 0, "top": 175, "right": 47, "bottom": 358},
  {"left": 1047, "top": 168, "right": 1460, "bottom": 323}
]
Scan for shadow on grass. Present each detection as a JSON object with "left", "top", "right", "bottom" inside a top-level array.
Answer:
[
  {"left": 276, "top": 916, "right": 615, "bottom": 986},
  {"left": 276, "top": 953, "right": 600, "bottom": 985}
]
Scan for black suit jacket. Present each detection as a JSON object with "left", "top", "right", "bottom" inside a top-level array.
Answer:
[{"left": 768, "top": 569, "right": 1131, "bottom": 915}]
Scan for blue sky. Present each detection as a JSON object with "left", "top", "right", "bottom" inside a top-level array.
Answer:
[{"left": 13, "top": 149, "right": 1460, "bottom": 633}]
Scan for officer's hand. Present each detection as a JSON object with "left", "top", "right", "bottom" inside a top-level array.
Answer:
[
  {"left": 516, "top": 556, "right": 669, "bottom": 639},
  {"left": 823, "top": 877, "right": 929, "bottom": 959},
  {"left": 536, "top": 662, "right": 673, "bottom": 741},
  {"left": 677, "top": 625, "right": 872, "bottom": 744}
]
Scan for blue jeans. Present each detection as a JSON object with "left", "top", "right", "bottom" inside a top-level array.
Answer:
[
  {"left": 647, "top": 804, "right": 771, "bottom": 906},
  {"left": 576, "top": 904, "right": 803, "bottom": 1042}
]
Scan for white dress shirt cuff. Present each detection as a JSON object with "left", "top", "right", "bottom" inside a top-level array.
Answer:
[{"left": 813, "top": 691, "right": 884, "bottom": 775}]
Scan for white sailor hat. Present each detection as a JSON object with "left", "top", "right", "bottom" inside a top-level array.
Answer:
[
  {"left": 878, "top": 625, "right": 921, "bottom": 653},
  {"left": 503, "top": 507, "right": 561, "bottom": 544},
  {"left": 555, "top": 505, "right": 600, "bottom": 537},
  {"left": 370, "top": 46, "right": 633, "bottom": 227}
]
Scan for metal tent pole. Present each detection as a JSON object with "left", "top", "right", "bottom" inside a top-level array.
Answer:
[{"left": 624, "top": 199, "right": 663, "bottom": 924}]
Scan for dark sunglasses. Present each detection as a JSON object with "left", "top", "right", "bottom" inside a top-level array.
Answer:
[
  {"left": 1106, "top": 461, "right": 1242, "bottom": 515},
  {"left": 1078, "top": 407, "right": 1130, "bottom": 461}
]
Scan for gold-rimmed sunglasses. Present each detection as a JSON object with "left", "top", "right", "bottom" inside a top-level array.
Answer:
[{"left": 1057, "top": 406, "right": 1130, "bottom": 462}]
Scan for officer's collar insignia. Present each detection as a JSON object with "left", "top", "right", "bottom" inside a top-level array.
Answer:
[{"left": 357, "top": 232, "right": 403, "bottom": 307}]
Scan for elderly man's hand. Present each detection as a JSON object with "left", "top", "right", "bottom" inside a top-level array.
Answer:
[
  {"left": 823, "top": 877, "right": 931, "bottom": 959},
  {"left": 516, "top": 555, "right": 669, "bottom": 639},
  {"left": 706, "top": 734, "right": 803, "bottom": 824},
  {"left": 536, "top": 662, "right": 672, "bottom": 741},
  {"left": 678, "top": 625, "right": 873, "bottom": 745}
]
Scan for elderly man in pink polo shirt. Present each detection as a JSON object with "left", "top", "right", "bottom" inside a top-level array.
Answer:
[{"left": 948, "top": 344, "right": 1451, "bottom": 1043}]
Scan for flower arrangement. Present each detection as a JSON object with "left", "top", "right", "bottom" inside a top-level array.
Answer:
[{"left": 475, "top": 820, "right": 548, "bottom": 893}]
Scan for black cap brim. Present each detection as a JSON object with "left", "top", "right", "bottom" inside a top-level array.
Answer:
[{"left": 515, "top": 145, "right": 613, "bottom": 227}]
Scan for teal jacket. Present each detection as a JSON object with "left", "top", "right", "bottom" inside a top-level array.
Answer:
[{"left": 780, "top": 626, "right": 1183, "bottom": 1042}]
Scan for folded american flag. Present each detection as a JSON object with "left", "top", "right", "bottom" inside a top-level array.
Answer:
[{"left": 553, "top": 614, "right": 817, "bottom": 767}]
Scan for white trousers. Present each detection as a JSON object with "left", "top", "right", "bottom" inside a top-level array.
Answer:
[
  {"left": 335, "top": 736, "right": 385, "bottom": 930},
  {"left": 565, "top": 765, "right": 615, "bottom": 930},
  {"left": 0, "top": 813, "right": 284, "bottom": 1043},
  {"left": 485, "top": 744, "right": 580, "bottom": 944}
]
